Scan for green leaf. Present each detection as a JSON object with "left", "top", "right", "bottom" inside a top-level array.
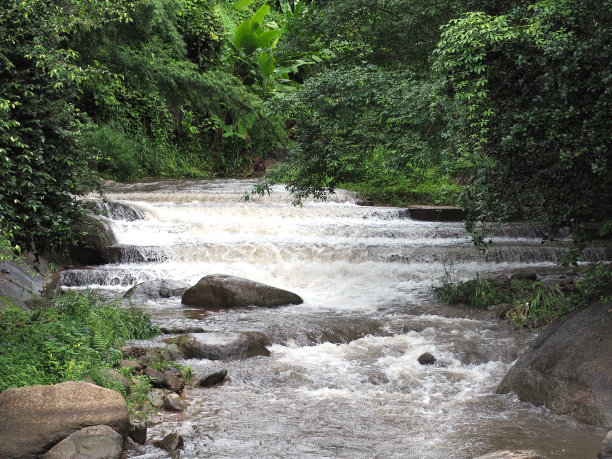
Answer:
[
  {"left": 232, "top": 0, "right": 253, "bottom": 11},
  {"left": 251, "top": 4, "right": 270, "bottom": 31},
  {"left": 257, "top": 30, "right": 282, "bottom": 49},
  {"left": 234, "top": 20, "right": 258, "bottom": 54},
  {"left": 259, "top": 53, "right": 275, "bottom": 76}
]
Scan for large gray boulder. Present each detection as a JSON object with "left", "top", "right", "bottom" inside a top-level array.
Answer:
[
  {"left": 43, "top": 425, "right": 123, "bottom": 459},
  {"left": 173, "top": 331, "right": 271, "bottom": 360},
  {"left": 497, "top": 302, "right": 612, "bottom": 426},
  {"left": 124, "top": 279, "right": 190, "bottom": 301},
  {"left": 0, "top": 381, "right": 129, "bottom": 457},
  {"left": 182, "top": 274, "right": 303, "bottom": 308}
]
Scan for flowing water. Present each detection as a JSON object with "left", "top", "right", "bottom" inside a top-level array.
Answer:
[{"left": 63, "top": 179, "right": 609, "bottom": 458}]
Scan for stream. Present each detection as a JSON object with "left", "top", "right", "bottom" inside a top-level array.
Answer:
[{"left": 62, "top": 179, "right": 608, "bottom": 458}]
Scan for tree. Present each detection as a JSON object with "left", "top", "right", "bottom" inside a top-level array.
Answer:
[
  {"left": 435, "top": 0, "right": 612, "bottom": 255},
  {"left": 0, "top": 0, "right": 137, "bottom": 254}
]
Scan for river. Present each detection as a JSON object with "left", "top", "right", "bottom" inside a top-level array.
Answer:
[{"left": 62, "top": 179, "right": 607, "bottom": 458}]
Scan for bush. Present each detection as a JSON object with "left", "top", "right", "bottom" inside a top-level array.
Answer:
[{"left": 0, "top": 291, "right": 159, "bottom": 393}]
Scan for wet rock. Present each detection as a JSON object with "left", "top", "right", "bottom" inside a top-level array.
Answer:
[
  {"left": 490, "top": 275, "right": 511, "bottom": 288},
  {"left": 473, "top": 310, "right": 497, "bottom": 320},
  {"left": 497, "top": 302, "right": 612, "bottom": 426},
  {"left": 125, "top": 437, "right": 146, "bottom": 455},
  {"left": 155, "top": 432, "right": 184, "bottom": 452},
  {"left": 0, "top": 381, "right": 129, "bottom": 457},
  {"left": 120, "top": 359, "right": 145, "bottom": 372},
  {"left": 402, "top": 206, "right": 467, "bottom": 222},
  {"left": 129, "top": 421, "right": 147, "bottom": 445},
  {"left": 418, "top": 352, "right": 437, "bottom": 365},
  {"left": 91, "top": 199, "right": 144, "bottom": 221},
  {"left": 194, "top": 369, "right": 228, "bottom": 387},
  {"left": 124, "top": 279, "right": 190, "bottom": 301},
  {"left": 69, "top": 216, "right": 117, "bottom": 265},
  {"left": 173, "top": 331, "right": 271, "bottom": 360},
  {"left": 182, "top": 274, "right": 303, "bottom": 308},
  {"left": 599, "top": 431, "right": 612, "bottom": 459},
  {"left": 510, "top": 271, "right": 538, "bottom": 282},
  {"left": 164, "top": 371, "right": 185, "bottom": 393},
  {"left": 492, "top": 303, "right": 513, "bottom": 319},
  {"left": 121, "top": 343, "right": 183, "bottom": 361},
  {"left": 43, "top": 425, "right": 123, "bottom": 459},
  {"left": 473, "top": 451, "right": 547, "bottom": 459},
  {"left": 160, "top": 325, "right": 206, "bottom": 334},
  {"left": 163, "top": 393, "right": 186, "bottom": 412},
  {"left": 531, "top": 316, "right": 548, "bottom": 329},
  {"left": 147, "top": 389, "right": 165, "bottom": 408},
  {"left": 144, "top": 367, "right": 167, "bottom": 388},
  {"left": 0, "top": 252, "right": 53, "bottom": 309}
]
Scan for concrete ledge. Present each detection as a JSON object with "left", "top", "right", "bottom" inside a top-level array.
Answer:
[{"left": 399, "top": 206, "right": 467, "bottom": 222}]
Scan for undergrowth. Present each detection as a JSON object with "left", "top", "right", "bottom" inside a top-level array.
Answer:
[
  {"left": 432, "top": 263, "right": 611, "bottom": 328},
  {"left": 341, "top": 167, "right": 460, "bottom": 207},
  {"left": 0, "top": 291, "right": 160, "bottom": 414}
]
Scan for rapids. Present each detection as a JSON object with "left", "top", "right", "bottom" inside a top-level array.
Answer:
[{"left": 63, "top": 179, "right": 607, "bottom": 458}]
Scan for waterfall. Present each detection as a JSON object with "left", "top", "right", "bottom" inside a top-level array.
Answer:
[{"left": 63, "top": 179, "right": 607, "bottom": 458}]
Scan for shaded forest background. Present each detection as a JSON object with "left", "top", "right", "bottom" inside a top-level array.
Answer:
[{"left": 1, "top": 0, "right": 610, "bottom": 256}]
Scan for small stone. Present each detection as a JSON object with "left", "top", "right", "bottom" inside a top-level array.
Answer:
[
  {"left": 531, "top": 316, "right": 548, "bottom": 329},
  {"left": 418, "top": 352, "right": 436, "bottom": 365},
  {"left": 510, "top": 271, "right": 537, "bottom": 281},
  {"left": 154, "top": 432, "right": 184, "bottom": 452},
  {"left": 120, "top": 359, "right": 145, "bottom": 371},
  {"left": 195, "top": 369, "right": 228, "bottom": 387},
  {"left": 129, "top": 421, "right": 147, "bottom": 445},
  {"left": 164, "top": 373, "right": 185, "bottom": 393},
  {"left": 599, "top": 430, "right": 612, "bottom": 459},
  {"left": 125, "top": 436, "right": 146, "bottom": 454},
  {"left": 144, "top": 368, "right": 166, "bottom": 388},
  {"left": 147, "top": 389, "right": 165, "bottom": 408},
  {"left": 163, "top": 393, "right": 186, "bottom": 412},
  {"left": 495, "top": 303, "right": 514, "bottom": 319}
]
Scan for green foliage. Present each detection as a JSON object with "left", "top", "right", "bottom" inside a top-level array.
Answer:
[
  {"left": 248, "top": 0, "right": 479, "bottom": 205},
  {"left": 435, "top": 0, "right": 612, "bottom": 249},
  {"left": 0, "top": 291, "right": 159, "bottom": 393},
  {"left": 127, "top": 374, "right": 157, "bottom": 419},
  {"left": 432, "top": 277, "right": 507, "bottom": 310},
  {"left": 0, "top": 0, "right": 138, "bottom": 254},
  {"left": 253, "top": 64, "right": 456, "bottom": 203},
  {"left": 433, "top": 263, "right": 612, "bottom": 328},
  {"left": 0, "top": 231, "right": 20, "bottom": 262},
  {"left": 574, "top": 263, "right": 612, "bottom": 306},
  {"left": 74, "top": 0, "right": 288, "bottom": 178}
]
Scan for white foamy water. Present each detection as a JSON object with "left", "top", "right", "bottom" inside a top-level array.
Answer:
[{"left": 64, "top": 179, "right": 606, "bottom": 458}]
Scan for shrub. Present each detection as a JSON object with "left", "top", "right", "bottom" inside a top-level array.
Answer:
[{"left": 0, "top": 291, "right": 159, "bottom": 393}]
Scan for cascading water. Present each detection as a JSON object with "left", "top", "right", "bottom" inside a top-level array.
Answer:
[{"left": 63, "top": 179, "right": 608, "bottom": 458}]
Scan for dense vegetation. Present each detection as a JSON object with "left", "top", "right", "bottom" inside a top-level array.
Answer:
[
  {"left": 0, "top": 291, "right": 159, "bottom": 412},
  {"left": 1, "top": 0, "right": 610, "bottom": 255}
]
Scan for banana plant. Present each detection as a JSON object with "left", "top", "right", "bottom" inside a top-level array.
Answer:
[{"left": 219, "top": 0, "right": 313, "bottom": 92}]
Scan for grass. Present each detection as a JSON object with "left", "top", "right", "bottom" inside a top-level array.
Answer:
[
  {"left": 341, "top": 167, "right": 461, "bottom": 207},
  {"left": 432, "top": 263, "right": 612, "bottom": 328},
  {"left": 0, "top": 290, "right": 160, "bottom": 416}
]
